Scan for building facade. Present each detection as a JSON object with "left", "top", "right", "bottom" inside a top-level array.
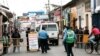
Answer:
[{"left": 76, "top": 0, "right": 92, "bottom": 32}]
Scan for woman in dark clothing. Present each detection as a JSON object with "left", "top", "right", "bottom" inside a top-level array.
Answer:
[
  {"left": 84, "top": 26, "right": 89, "bottom": 34},
  {"left": 2, "top": 32, "right": 10, "bottom": 54},
  {"left": 74, "top": 26, "right": 79, "bottom": 48},
  {"left": 12, "top": 29, "right": 21, "bottom": 53},
  {"left": 78, "top": 28, "right": 84, "bottom": 48},
  {"left": 26, "top": 28, "right": 30, "bottom": 51}
]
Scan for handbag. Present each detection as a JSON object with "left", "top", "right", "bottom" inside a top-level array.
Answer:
[{"left": 20, "top": 38, "right": 23, "bottom": 42}]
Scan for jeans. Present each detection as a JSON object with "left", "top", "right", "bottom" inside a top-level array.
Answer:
[
  {"left": 40, "top": 39, "right": 48, "bottom": 53},
  {"left": 66, "top": 43, "right": 74, "bottom": 56},
  {"left": 13, "top": 38, "right": 20, "bottom": 52},
  {"left": 27, "top": 37, "right": 29, "bottom": 51},
  {"left": 89, "top": 35, "right": 95, "bottom": 44},
  {"left": 63, "top": 40, "right": 67, "bottom": 52},
  {"left": 90, "top": 35, "right": 100, "bottom": 52}
]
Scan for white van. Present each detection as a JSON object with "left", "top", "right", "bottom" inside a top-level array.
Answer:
[{"left": 37, "top": 22, "right": 59, "bottom": 45}]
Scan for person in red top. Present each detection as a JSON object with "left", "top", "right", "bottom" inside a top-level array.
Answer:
[
  {"left": 89, "top": 25, "right": 100, "bottom": 53},
  {"left": 89, "top": 25, "right": 100, "bottom": 40}
]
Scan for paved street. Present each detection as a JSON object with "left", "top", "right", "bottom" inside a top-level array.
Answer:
[
  {"left": 4, "top": 43, "right": 100, "bottom": 56},
  {"left": 3, "top": 31, "right": 100, "bottom": 56}
]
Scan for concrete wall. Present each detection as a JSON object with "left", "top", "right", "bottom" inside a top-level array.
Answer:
[
  {"left": 76, "top": 2, "right": 86, "bottom": 28},
  {"left": 76, "top": 1, "right": 92, "bottom": 33},
  {"left": 70, "top": 7, "right": 77, "bottom": 28}
]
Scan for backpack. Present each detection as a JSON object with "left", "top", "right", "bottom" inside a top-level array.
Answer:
[
  {"left": 66, "top": 30, "right": 75, "bottom": 43},
  {"left": 2, "top": 35, "right": 9, "bottom": 45}
]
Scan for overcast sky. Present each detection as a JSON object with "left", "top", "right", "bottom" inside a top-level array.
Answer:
[{"left": 1, "top": 0, "right": 71, "bottom": 16}]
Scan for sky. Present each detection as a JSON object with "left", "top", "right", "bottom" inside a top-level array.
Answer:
[{"left": 0, "top": 0, "right": 71, "bottom": 16}]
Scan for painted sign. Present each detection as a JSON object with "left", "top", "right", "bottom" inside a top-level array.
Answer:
[{"left": 28, "top": 32, "right": 38, "bottom": 51}]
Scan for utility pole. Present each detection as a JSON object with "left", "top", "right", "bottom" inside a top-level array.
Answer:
[
  {"left": 60, "top": 0, "right": 63, "bottom": 32},
  {"left": 48, "top": 0, "right": 51, "bottom": 20}
]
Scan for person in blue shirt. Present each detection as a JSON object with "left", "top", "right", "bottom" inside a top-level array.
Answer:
[
  {"left": 63, "top": 26, "right": 67, "bottom": 52},
  {"left": 38, "top": 27, "right": 49, "bottom": 53}
]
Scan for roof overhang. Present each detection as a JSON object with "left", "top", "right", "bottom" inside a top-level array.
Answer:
[
  {"left": 0, "top": 7, "right": 13, "bottom": 18},
  {"left": 0, "top": 6, "right": 13, "bottom": 22}
]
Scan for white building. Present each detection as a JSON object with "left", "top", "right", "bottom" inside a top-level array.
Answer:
[{"left": 76, "top": 0, "right": 92, "bottom": 32}]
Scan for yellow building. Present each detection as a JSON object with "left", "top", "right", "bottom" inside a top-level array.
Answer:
[{"left": 70, "top": 7, "right": 77, "bottom": 29}]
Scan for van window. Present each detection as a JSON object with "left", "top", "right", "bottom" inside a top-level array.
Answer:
[
  {"left": 42, "top": 25, "right": 57, "bottom": 31},
  {"left": 36, "top": 26, "right": 40, "bottom": 32}
]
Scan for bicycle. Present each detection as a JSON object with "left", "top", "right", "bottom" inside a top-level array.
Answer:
[{"left": 84, "top": 40, "right": 100, "bottom": 55}]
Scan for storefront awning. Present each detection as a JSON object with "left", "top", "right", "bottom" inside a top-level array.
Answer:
[{"left": 0, "top": 7, "right": 13, "bottom": 22}]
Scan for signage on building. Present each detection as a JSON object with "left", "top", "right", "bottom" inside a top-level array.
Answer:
[
  {"left": 36, "top": 15, "right": 49, "bottom": 19},
  {"left": 28, "top": 11, "right": 44, "bottom": 16}
]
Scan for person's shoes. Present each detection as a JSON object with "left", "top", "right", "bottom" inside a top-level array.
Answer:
[
  {"left": 94, "top": 44, "right": 97, "bottom": 47},
  {"left": 37, "top": 49, "right": 40, "bottom": 51},
  {"left": 27, "top": 49, "right": 30, "bottom": 52},
  {"left": 47, "top": 48, "right": 50, "bottom": 50},
  {"left": 42, "top": 52, "right": 44, "bottom": 54},
  {"left": 13, "top": 51, "right": 15, "bottom": 53},
  {"left": 45, "top": 51, "right": 47, "bottom": 53},
  {"left": 45, "top": 50, "right": 47, "bottom": 53},
  {"left": 3, "top": 52, "right": 6, "bottom": 55},
  {"left": 42, "top": 51, "right": 45, "bottom": 54}
]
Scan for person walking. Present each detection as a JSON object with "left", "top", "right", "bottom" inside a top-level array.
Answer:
[
  {"left": 78, "top": 27, "right": 84, "bottom": 48},
  {"left": 26, "top": 28, "right": 30, "bottom": 51},
  {"left": 74, "top": 26, "right": 79, "bottom": 48},
  {"left": 64, "top": 27, "right": 76, "bottom": 56},
  {"left": 12, "top": 28, "right": 21, "bottom": 53},
  {"left": 38, "top": 27, "right": 49, "bottom": 53},
  {"left": 62, "top": 25, "right": 67, "bottom": 52},
  {"left": 2, "top": 32, "right": 10, "bottom": 54}
]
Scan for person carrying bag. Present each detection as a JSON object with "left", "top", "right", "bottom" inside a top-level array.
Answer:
[{"left": 2, "top": 32, "right": 10, "bottom": 54}]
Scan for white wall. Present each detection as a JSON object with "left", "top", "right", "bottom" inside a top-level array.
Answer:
[
  {"left": 76, "top": 2, "right": 86, "bottom": 28},
  {"left": 76, "top": 1, "right": 92, "bottom": 33},
  {"left": 85, "top": 12, "right": 92, "bottom": 33}
]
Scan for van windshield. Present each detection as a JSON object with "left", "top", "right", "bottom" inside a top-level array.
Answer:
[{"left": 42, "top": 25, "right": 57, "bottom": 31}]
